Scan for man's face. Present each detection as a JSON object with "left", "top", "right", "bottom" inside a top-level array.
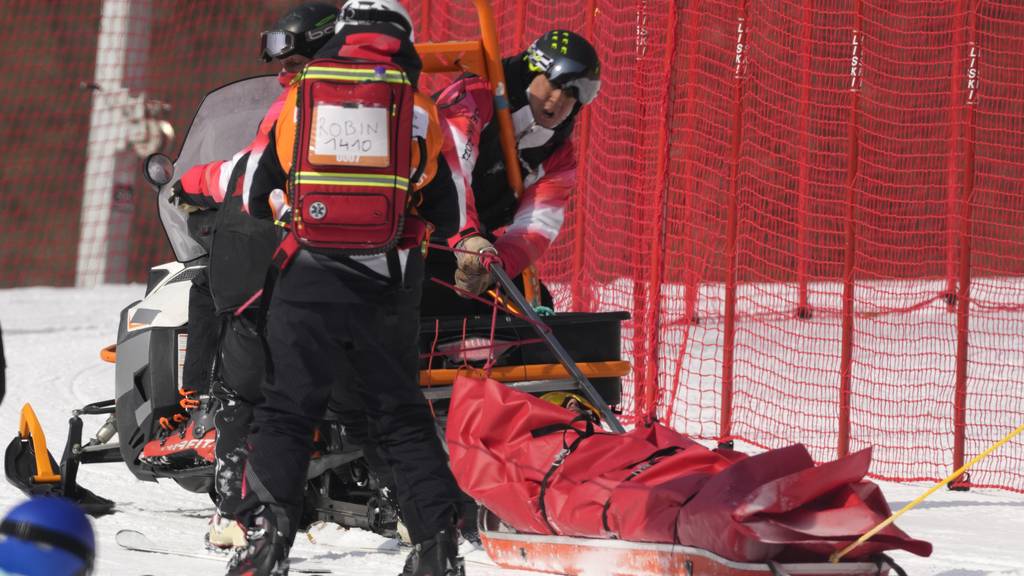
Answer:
[
  {"left": 526, "top": 73, "right": 577, "bottom": 129},
  {"left": 279, "top": 54, "right": 311, "bottom": 75}
]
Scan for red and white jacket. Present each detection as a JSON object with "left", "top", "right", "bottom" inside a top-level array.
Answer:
[
  {"left": 176, "top": 71, "right": 294, "bottom": 211},
  {"left": 436, "top": 76, "right": 576, "bottom": 279}
]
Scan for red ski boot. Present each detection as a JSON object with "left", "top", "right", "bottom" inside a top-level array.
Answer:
[{"left": 140, "top": 388, "right": 217, "bottom": 468}]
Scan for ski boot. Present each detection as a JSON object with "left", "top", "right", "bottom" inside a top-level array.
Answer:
[
  {"left": 457, "top": 500, "right": 481, "bottom": 552},
  {"left": 140, "top": 389, "right": 217, "bottom": 468},
  {"left": 399, "top": 523, "right": 465, "bottom": 576},
  {"left": 207, "top": 512, "right": 248, "bottom": 550},
  {"left": 226, "top": 507, "right": 290, "bottom": 576}
]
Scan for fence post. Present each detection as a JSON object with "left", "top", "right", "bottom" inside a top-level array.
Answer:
[
  {"left": 720, "top": 0, "right": 748, "bottom": 442},
  {"left": 570, "top": 0, "right": 598, "bottom": 312},
  {"left": 631, "top": 0, "right": 653, "bottom": 420},
  {"left": 514, "top": 0, "right": 527, "bottom": 48},
  {"left": 678, "top": 1, "right": 703, "bottom": 329},
  {"left": 639, "top": 0, "right": 682, "bottom": 422},
  {"left": 419, "top": 0, "right": 432, "bottom": 42},
  {"left": 839, "top": 0, "right": 864, "bottom": 459},
  {"left": 944, "top": 0, "right": 966, "bottom": 310},
  {"left": 795, "top": 0, "right": 813, "bottom": 318},
  {"left": 663, "top": 1, "right": 707, "bottom": 425},
  {"left": 75, "top": 0, "right": 154, "bottom": 286},
  {"left": 952, "top": 0, "right": 979, "bottom": 488}
]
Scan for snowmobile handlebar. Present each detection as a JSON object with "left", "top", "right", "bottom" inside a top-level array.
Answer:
[{"left": 487, "top": 262, "right": 626, "bottom": 433}]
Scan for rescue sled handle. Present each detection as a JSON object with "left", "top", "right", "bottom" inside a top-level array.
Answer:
[
  {"left": 490, "top": 262, "right": 627, "bottom": 433},
  {"left": 413, "top": 0, "right": 522, "bottom": 200}
]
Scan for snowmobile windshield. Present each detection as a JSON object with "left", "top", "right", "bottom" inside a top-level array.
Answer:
[{"left": 158, "top": 75, "right": 282, "bottom": 263}]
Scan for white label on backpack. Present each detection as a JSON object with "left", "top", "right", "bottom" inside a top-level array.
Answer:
[{"left": 310, "top": 104, "right": 389, "bottom": 167}]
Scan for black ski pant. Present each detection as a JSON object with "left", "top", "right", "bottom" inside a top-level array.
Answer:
[
  {"left": 239, "top": 253, "right": 460, "bottom": 545},
  {"left": 182, "top": 268, "right": 219, "bottom": 395},
  {"left": 212, "top": 308, "right": 267, "bottom": 519}
]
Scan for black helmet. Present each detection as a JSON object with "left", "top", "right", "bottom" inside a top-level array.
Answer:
[
  {"left": 523, "top": 30, "right": 601, "bottom": 104},
  {"left": 260, "top": 2, "right": 340, "bottom": 62}
]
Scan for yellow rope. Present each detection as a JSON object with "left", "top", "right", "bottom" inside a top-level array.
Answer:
[{"left": 830, "top": 420, "right": 1024, "bottom": 563}]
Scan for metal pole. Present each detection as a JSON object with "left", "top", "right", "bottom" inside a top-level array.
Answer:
[
  {"left": 795, "top": 0, "right": 814, "bottom": 318},
  {"left": 514, "top": 0, "right": 527, "bottom": 48},
  {"left": 839, "top": 0, "right": 864, "bottom": 458},
  {"left": 570, "top": 0, "right": 598, "bottom": 312},
  {"left": 952, "top": 0, "right": 979, "bottom": 483},
  {"left": 491, "top": 263, "right": 626, "bottom": 433},
  {"left": 721, "top": 0, "right": 748, "bottom": 441},
  {"left": 640, "top": 0, "right": 681, "bottom": 423},
  {"left": 945, "top": 0, "right": 967, "bottom": 309},
  {"left": 420, "top": 0, "right": 432, "bottom": 42},
  {"left": 678, "top": 1, "right": 704, "bottom": 329},
  {"left": 76, "top": 0, "right": 153, "bottom": 286}
]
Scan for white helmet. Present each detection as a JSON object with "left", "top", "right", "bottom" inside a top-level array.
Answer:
[{"left": 337, "top": 0, "right": 415, "bottom": 43}]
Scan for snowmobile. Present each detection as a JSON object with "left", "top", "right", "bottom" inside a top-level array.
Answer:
[
  {"left": 5, "top": 3, "right": 922, "bottom": 574},
  {"left": 4, "top": 55, "right": 628, "bottom": 536}
]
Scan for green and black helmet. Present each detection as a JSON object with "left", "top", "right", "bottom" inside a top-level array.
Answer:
[{"left": 523, "top": 30, "right": 601, "bottom": 104}]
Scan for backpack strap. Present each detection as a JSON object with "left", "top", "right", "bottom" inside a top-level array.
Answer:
[{"left": 271, "top": 232, "right": 302, "bottom": 271}]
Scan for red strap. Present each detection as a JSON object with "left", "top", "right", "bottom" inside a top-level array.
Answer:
[{"left": 272, "top": 233, "right": 301, "bottom": 271}]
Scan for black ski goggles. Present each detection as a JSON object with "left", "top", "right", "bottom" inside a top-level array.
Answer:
[
  {"left": 527, "top": 48, "right": 601, "bottom": 105},
  {"left": 545, "top": 58, "right": 601, "bottom": 105},
  {"left": 259, "top": 22, "right": 335, "bottom": 62}
]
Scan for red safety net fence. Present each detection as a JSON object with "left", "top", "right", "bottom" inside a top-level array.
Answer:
[{"left": 1, "top": 0, "right": 1022, "bottom": 492}]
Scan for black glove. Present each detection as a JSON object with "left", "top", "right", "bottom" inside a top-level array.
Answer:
[{"left": 168, "top": 180, "right": 201, "bottom": 213}]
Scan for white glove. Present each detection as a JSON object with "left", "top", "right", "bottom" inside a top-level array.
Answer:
[{"left": 454, "top": 236, "right": 498, "bottom": 296}]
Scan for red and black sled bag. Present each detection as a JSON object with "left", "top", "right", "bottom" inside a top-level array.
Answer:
[{"left": 289, "top": 59, "right": 414, "bottom": 255}]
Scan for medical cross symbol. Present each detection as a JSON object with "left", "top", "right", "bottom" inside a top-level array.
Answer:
[{"left": 309, "top": 201, "right": 327, "bottom": 220}]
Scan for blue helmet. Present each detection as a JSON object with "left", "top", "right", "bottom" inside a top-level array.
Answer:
[{"left": 0, "top": 498, "right": 95, "bottom": 576}]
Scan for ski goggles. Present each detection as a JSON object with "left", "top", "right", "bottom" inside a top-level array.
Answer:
[
  {"left": 260, "top": 30, "right": 296, "bottom": 62},
  {"left": 542, "top": 58, "right": 601, "bottom": 104},
  {"left": 260, "top": 22, "right": 334, "bottom": 62},
  {"left": 540, "top": 391, "right": 602, "bottom": 422},
  {"left": 551, "top": 75, "right": 601, "bottom": 105}
]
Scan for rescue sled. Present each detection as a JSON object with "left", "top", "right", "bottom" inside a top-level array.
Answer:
[
  {"left": 478, "top": 526, "right": 906, "bottom": 576},
  {"left": 443, "top": 266, "right": 922, "bottom": 576}
]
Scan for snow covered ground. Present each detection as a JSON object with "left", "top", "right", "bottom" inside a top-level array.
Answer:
[{"left": 1, "top": 284, "right": 1023, "bottom": 575}]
